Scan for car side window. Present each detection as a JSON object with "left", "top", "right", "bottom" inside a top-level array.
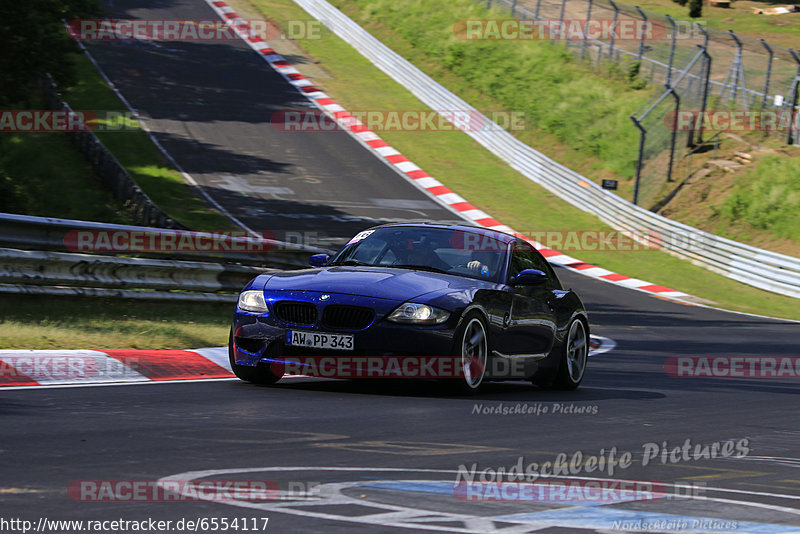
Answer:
[{"left": 507, "top": 241, "right": 559, "bottom": 288}]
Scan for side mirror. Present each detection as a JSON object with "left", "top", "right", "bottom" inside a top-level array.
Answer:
[
  {"left": 309, "top": 254, "right": 330, "bottom": 267},
  {"left": 512, "top": 269, "right": 548, "bottom": 285}
]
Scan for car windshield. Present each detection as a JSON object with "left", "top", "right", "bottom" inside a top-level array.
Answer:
[{"left": 330, "top": 227, "right": 507, "bottom": 282}]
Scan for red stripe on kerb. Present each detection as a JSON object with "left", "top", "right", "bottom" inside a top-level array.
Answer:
[
  {"left": 223, "top": 13, "right": 238, "bottom": 19},
  {"left": 476, "top": 218, "right": 501, "bottom": 227},
  {"left": 385, "top": 154, "right": 408, "bottom": 164},
  {"left": 103, "top": 350, "right": 233, "bottom": 380},
  {"left": 450, "top": 202, "right": 476, "bottom": 212},
  {"left": 316, "top": 98, "right": 335, "bottom": 105},
  {"left": 0, "top": 361, "right": 39, "bottom": 386},
  {"left": 407, "top": 170, "right": 429, "bottom": 179},
  {"left": 272, "top": 61, "right": 290, "bottom": 67},
  {"left": 601, "top": 273, "right": 630, "bottom": 281},
  {"left": 427, "top": 186, "right": 451, "bottom": 196},
  {"left": 212, "top": 1, "right": 227, "bottom": 6},
  {"left": 567, "top": 262, "right": 596, "bottom": 270},
  {"left": 537, "top": 248, "right": 561, "bottom": 257},
  {"left": 367, "top": 139, "right": 388, "bottom": 148},
  {"left": 299, "top": 86, "right": 319, "bottom": 93},
  {"left": 639, "top": 284, "right": 675, "bottom": 293},
  {"left": 259, "top": 48, "right": 276, "bottom": 55}
]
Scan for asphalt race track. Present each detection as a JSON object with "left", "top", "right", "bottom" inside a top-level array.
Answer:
[
  {"left": 1, "top": 0, "right": 799, "bottom": 532},
  {"left": 78, "top": 0, "right": 462, "bottom": 248}
]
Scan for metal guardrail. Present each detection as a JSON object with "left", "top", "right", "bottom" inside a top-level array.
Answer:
[
  {"left": 0, "top": 246, "right": 269, "bottom": 303},
  {"left": 0, "top": 213, "right": 335, "bottom": 301},
  {"left": 294, "top": 0, "right": 800, "bottom": 299},
  {"left": 0, "top": 213, "right": 330, "bottom": 268}
]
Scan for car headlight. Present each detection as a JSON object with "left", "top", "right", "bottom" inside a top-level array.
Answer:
[
  {"left": 386, "top": 302, "right": 450, "bottom": 325},
  {"left": 237, "top": 290, "right": 268, "bottom": 314}
]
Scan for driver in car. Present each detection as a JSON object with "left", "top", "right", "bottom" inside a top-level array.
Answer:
[{"left": 466, "top": 250, "right": 495, "bottom": 278}]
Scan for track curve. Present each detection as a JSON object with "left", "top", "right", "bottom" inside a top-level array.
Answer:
[{"left": 1, "top": 0, "right": 798, "bottom": 532}]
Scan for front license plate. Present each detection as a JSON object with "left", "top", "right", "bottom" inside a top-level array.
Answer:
[{"left": 286, "top": 330, "right": 354, "bottom": 351}]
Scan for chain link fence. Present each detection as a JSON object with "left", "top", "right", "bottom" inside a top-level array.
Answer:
[
  {"left": 485, "top": 0, "right": 800, "bottom": 206},
  {"left": 631, "top": 46, "right": 710, "bottom": 207}
]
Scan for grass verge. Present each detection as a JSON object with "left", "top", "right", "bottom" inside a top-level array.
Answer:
[
  {"left": 0, "top": 93, "right": 136, "bottom": 223},
  {"left": 232, "top": 0, "right": 800, "bottom": 321},
  {"left": 0, "top": 295, "right": 232, "bottom": 350},
  {"left": 63, "top": 52, "right": 237, "bottom": 231},
  {"left": 1, "top": 52, "right": 236, "bottom": 231}
]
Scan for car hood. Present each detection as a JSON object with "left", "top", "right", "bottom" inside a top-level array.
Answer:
[{"left": 262, "top": 266, "right": 488, "bottom": 302}]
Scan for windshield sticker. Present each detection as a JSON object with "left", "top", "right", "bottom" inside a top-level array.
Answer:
[{"left": 346, "top": 230, "right": 375, "bottom": 245}]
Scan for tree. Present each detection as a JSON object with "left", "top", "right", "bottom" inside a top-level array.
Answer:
[
  {"left": 689, "top": 0, "right": 703, "bottom": 18},
  {"left": 0, "top": 0, "right": 101, "bottom": 107}
]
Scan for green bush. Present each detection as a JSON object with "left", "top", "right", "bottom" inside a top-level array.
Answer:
[
  {"left": 0, "top": 170, "right": 26, "bottom": 213},
  {"left": 719, "top": 155, "right": 800, "bottom": 241}
]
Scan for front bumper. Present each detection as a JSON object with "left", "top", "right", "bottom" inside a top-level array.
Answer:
[{"left": 232, "top": 314, "right": 457, "bottom": 364}]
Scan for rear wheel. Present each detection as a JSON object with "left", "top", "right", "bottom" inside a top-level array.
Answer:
[
  {"left": 448, "top": 312, "right": 489, "bottom": 395},
  {"left": 228, "top": 330, "right": 282, "bottom": 385},
  {"left": 553, "top": 319, "right": 588, "bottom": 390}
]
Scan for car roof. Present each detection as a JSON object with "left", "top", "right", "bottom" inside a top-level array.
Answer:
[{"left": 369, "top": 221, "right": 518, "bottom": 244}]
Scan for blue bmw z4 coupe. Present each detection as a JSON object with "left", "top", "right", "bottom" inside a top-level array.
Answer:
[{"left": 230, "top": 223, "right": 589, "bottom": 393}]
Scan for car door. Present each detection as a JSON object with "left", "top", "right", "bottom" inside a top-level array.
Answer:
[{"left": 498, "top": 241, "right": 559, "bottom": 357}]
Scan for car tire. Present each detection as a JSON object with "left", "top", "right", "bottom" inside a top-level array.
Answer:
[
  {"left": 553, "top": 319, "right": 588, "bottom": 390},
  {"left": 447, "top": 311, "right": 489, "bottom": 395},
  {"left": 228, "top": 330, "right": 282, "bottom": 385}
]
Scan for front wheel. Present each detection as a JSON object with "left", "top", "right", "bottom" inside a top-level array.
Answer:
[
  {"left": 553, "top": 319, "right": 588, "bottom": 390},
  {"left": 228, "top": 330, "right": 282, "bottom": 385},
  {"left": 447, "top": 312, "right": 489, "bottom": 395}
]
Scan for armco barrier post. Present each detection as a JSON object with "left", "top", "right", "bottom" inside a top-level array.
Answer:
[
  {"left": 666, "top": 87, "right": 679, "bottom": 182},
  {"left": 720, "top": 31, "right": 747, "bottom": 111},
  {"left": 608, "top": 0, "right": 619, "bottom": 60},
  {"left": 787, "top": 50, "right": 800, "bottom": 145},
  {"left": 559, "top": 0, "right": 569, "bottom": 47},
  {"left": 695, "top": 44, "right": 712, "bottom": 146},
  {"left": 665, "top": 15, "right": 677, "bottom": 87},
  {"left": 760, "top": 39, "right": 773, "bottom": 110},
  {"left": 635, "top": 6, "right": 647, "bottom": 62},
  {"left": 631, "top": 116, "right": 646, "bottom": 205},
  {"left": 581, "top": 0, "right": 595, "bottom": 61}
]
